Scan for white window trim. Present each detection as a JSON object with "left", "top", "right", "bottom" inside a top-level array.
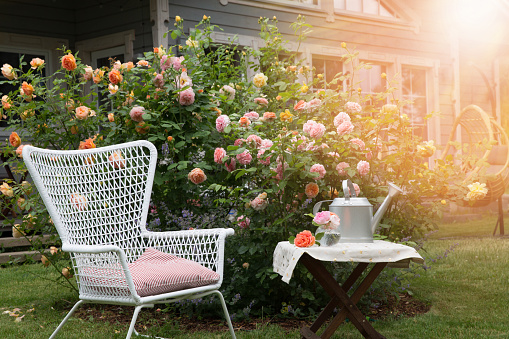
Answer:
[{"left": 75, "top": 30, "right": 135, "bottom": 67}]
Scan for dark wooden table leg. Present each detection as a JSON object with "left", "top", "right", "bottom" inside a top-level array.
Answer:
[
  {"left": 321, "top": 263, "right": 387, "bottom": 339},
  {"left": 299, "top": 253, "right": 387, "bottom": 339}
]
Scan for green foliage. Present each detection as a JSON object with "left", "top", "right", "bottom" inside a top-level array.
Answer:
[{"left": 0, "top": 15, "right": 488, "bottom": 320}]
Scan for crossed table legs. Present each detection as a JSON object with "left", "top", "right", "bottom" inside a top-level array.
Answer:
[{"left": 299, "top": 253, "right": 388, "bottom": 339}]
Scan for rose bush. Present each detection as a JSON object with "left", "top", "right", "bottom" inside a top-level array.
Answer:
[{"left": 0, "top": 15, "right": 488, "bottom": 320}]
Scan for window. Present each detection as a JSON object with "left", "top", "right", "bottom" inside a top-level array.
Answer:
[
  {"left": 359, "top": 63, "right": 387, "bottom": 108},
  {"left": 312, "top": 57, "right": 343, "bottom": 90},
  {"left": 334, "top": 0, "right": 396, "bottom": 17},
  {"left": 402, "top": 67, "right": 428, "bottom": 140},
  {"left": 0, "top": 51, "right": 47, "bottom": 128}
]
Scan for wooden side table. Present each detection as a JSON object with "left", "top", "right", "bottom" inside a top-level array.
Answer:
[{"left": 273, "top": 241, "right": 424, "bottom": 339}]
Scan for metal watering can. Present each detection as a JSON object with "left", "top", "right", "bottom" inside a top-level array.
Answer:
[{"left": 313, "top": 179, "right": 403, "bottom": 243}]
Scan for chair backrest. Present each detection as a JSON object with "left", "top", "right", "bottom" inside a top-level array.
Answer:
[{"left": 23, "top": 141, "right": 157, "bottom": 262}]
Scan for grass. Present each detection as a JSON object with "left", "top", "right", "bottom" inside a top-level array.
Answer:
[{"left": 1, "top": 214, "right": 508, "bottom": 338}]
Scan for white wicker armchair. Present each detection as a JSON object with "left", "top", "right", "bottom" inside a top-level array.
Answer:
[{"left": 22, "top": 141, "right": 236, "bottom": 339}]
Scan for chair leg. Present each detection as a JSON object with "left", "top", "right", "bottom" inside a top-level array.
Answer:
[
  {"left": 49, "top": 300, "right": 84, "bottom": 339},
  {"left": 212, "top": 290, "right": 236, "bottom": 339},
  {"left": 127, "top": 304, "right": 153, "bottom": 339}
]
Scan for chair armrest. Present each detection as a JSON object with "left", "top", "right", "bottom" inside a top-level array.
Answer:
[
  {"left": 62, "top": 243, "right": 123, "bottom": 254},
  {"left": 141, "top": 228, "right": 234, "bottom": 240},
  {"left": 141, "top": 228, "right": 235, "bottom": 277}
]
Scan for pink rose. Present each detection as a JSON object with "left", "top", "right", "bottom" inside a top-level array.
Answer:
[
  {"left": 216, "top": 115, "right": 230, "bottom": 133},
  {"left": 333, "top": 112, "right": 351, "bottom": 128},
  {"left": 170, "top": 56, "right": 184, "bottom": 70},
  {"left": 179, "top": 88, "right": 195, "bottom": 106},
  {"left": 349, "top": 183, "right": 361, "bottom": 196},
  {"left": 303, "top": 120, "right": 317, "bottom": 135},
  {"left": 219, "top": 85, "right": 235, "bottom": 100},
  {"left": 214, "top": 148, "right": 226, "bottom": 164},
  {"left": 313, "top": 211, "right": 331, "bottom": 225},
  {"left": 130, "top": 106, "right": 145, "bottom": 122},
  {"left": 357, "top": 160, "right": 370, "bottom": 176},
  {"left": 83, "top": 66, "right": 93, "bottom": 80},
  {"left": 336, "top": 162, "right": 350, "bottom": 176},
  {"left": 234, "top": 138, "right": 245, "bottom": 146},
  {"left": 153, "top": 73, "right": 165, "bottom": 88},
  {"left": 309, "top": 123, "right": 326, "bottom": 139},
  {"left": 237, "top": 215, "right": 251, "bottom": 229},
  {"left": 70, "top": 193, "right": 87, "bottom": 211},
  {"left": 350, "top": 138, "right": 366, "bottom": 150},
  {"left": 250, "top": 197, "right": 268, "bottom": 210},
  {"left": 257, "top": 149, "right": 272, "bottom": 165},
  {"left": 188, "top": 168, "right": 207, "bottom": 184},
  {"left": 254, "top": 97, "right": 268, "bottom": 106},
  {"left": 160, "top": 55, "right": 172, "bottom": 71},
  {"left": 225, "top": 158, "right": 236, "bottom": 172},
  {"left": 310, "top": 164, "right": 326, "bottom": 180},
  {"left": 337, "top": 120, "right": 354, "bottom": 135},
  {"left": 260, "top": 139, "right": 273, "bottom": 149},
  {"left": 244, "top": 111, "right": 260, "bottom": 122},
  {"left": 344, "top": 101, "right": 362, "bottom": 114},
  {"left": 306, "top": 98, "right": 322, "bottom": 112},
  {"left": 246, "top": 134, "right": 262, "bottom": 148},
  {"left": 236, "top": 151, "right": 252, "bottom": 165}
]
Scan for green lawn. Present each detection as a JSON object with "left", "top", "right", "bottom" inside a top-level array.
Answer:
[{"left": 1, "top": 214, "right": 508, "bottom": 338}]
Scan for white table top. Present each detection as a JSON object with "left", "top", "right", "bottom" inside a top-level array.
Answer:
[{"left": 273, "top": 240, "right": 424, "bottom": 283}]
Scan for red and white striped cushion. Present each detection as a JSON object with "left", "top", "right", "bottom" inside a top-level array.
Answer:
[{"left": 128, "top": 248, "right": 220, "bottom": 297}]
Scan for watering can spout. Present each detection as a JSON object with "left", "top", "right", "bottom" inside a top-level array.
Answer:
[{"left": 371, "top": 182, "right": 403, "bottom": 233}]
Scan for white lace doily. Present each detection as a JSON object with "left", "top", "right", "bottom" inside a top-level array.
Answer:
[{"left": 273, "top": 240, "right": 424, "bottom": 283}]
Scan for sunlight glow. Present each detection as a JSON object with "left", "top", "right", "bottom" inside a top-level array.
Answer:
[{"left": 451, "top": 0, "right": 498, "bottom": 33}]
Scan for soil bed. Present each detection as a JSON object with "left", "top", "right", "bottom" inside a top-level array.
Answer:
[{"left": 72, "top": 293, "right": 430, "bottom": 333}]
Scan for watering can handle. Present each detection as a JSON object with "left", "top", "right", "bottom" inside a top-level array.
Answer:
[
  {"left": 342, "top": 179, "right": 357, "bottom": 202},
  {"left": 313, "top": 200, "right": 333, "bottom": 216}
]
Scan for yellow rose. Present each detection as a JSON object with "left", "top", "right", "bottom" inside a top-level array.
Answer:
[
  {"left": 175, "top": 15, "right": 182, "bottom": 22},
  {"left": 465, "top": 182, "right": 488, "bottom": 201},
  {"left": 253, "top": 73, "right": 268, "bottom": 88},
  {"left": 341, "top": 42, "right": 347, "bottom": 48},
  {"left": 0, "top": 182, "right": 13, "bottom": 197},
  {"left": 280, "top": 109, "right": 294, "bottom": 122},
  {"left": 417, "top": 140, "right": 436, "bottom": 158},
  {"left": 301, "top": 84, "right": 309, "bottom": 93}
]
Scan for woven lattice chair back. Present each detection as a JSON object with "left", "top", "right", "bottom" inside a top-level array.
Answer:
[
  {"left": 441, "top": 105, "right": 509, "bottom": 207},
  {"left": 28, "top": 141, "right": 154, "bottom": 260},
  {"left": 23, "top": 141, "right": 236, "bottom": 339}
]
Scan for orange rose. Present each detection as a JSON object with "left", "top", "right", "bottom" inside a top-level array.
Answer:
[
  {"left": 108, "top": 113, "right": 115, "bottom": 122},
  {"left": 62, "top": 53, "right": 77, "bottom": 71},
  {"left": 78, "top": 138, "right": 96, "bottom": 150},
  {"left": 294, "top": 230, "right": 315, "bottom": 248},
  {"left": 135, "top": 121, "right": 149, "bottom": 134},
  {"left": 21, "top": 81, "right": 34, "bottom": 96},
  {"left": 30, "top": 57, "right": 45, "bottom": 69},
  {"left": 305, "top": 182, "right": 319, "bottom": 199},
  {"left": 109, "top": 151, "right": 125, "bottom": 169},
  {"left": 263, "top": 112, "right": 276, "bottom": 121},
  {"left": 108, "top": 69, "right": 123, "bottom": 85},
  {"left": 75, "top": 105, "right": 90, "bottom": 120},
  {"left": 93, "top": 69, "right": 104, "bottom": 84},
  {"left": 1, "top": 95, "right": 11, "bottom": 109},
  {"left": 188, "top": 168, "right": 207, "bottom": 184},
  {"left": 9, "top": 132, "right": 21, "bottom": 148},
  {"left": 239, "top": 116, "right": 250, "bottom": 128},
  {"left": 294, "top": 100, "right": 307, "bottom": 111}
]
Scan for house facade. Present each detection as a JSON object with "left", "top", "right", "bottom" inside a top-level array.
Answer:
[{"left": 1, "top": 0, "right": 509, "bottom": 152}]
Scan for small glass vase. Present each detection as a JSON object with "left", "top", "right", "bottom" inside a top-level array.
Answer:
[{"left": 315, "top": 226, "right": 341, "bottom": 247}]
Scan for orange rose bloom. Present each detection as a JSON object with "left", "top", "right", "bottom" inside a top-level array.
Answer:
[
  {"left": 21, "top": 82, "right": 34, "bottom": 96},
  {"left": 108, "top": 113, "right": 115, "bottom": 122},
  {"left": 305, "top": 182, "right": 319, "bottom": 199},
  {"left": 239, "top": 116, "right": 251, "bottom": 127},
  {"left": 135, "top": 122, "right": 149, "bottom": 134},
  {"left": 294, "top": 100, "right": 307, "bottom": 111},
  {"left": 62, "top": 53, "right": 77, "bottom": 71},
  {"left": 9, "top": 132, "right": 21, "bottom": 148},
  {"left": 1, "top": 95, "right": 11, "bottom": 109},
  {"left": 78, "top": 138, "right": 96, "bottom": 150},
  {"left": 263, "top": 112, "right": 276, "bottom": 121},
  {"left": 188, "top": 168, "right": 207, "bottom": 184},
  {"left": 109, "top": 151, "right": 125, "bottom": 169},
  {"left": 108, "top": 69, "right": 123, "bottom": 85},
  {"left": 294, "top": 230, "right": 315, "bottom": 248}
]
